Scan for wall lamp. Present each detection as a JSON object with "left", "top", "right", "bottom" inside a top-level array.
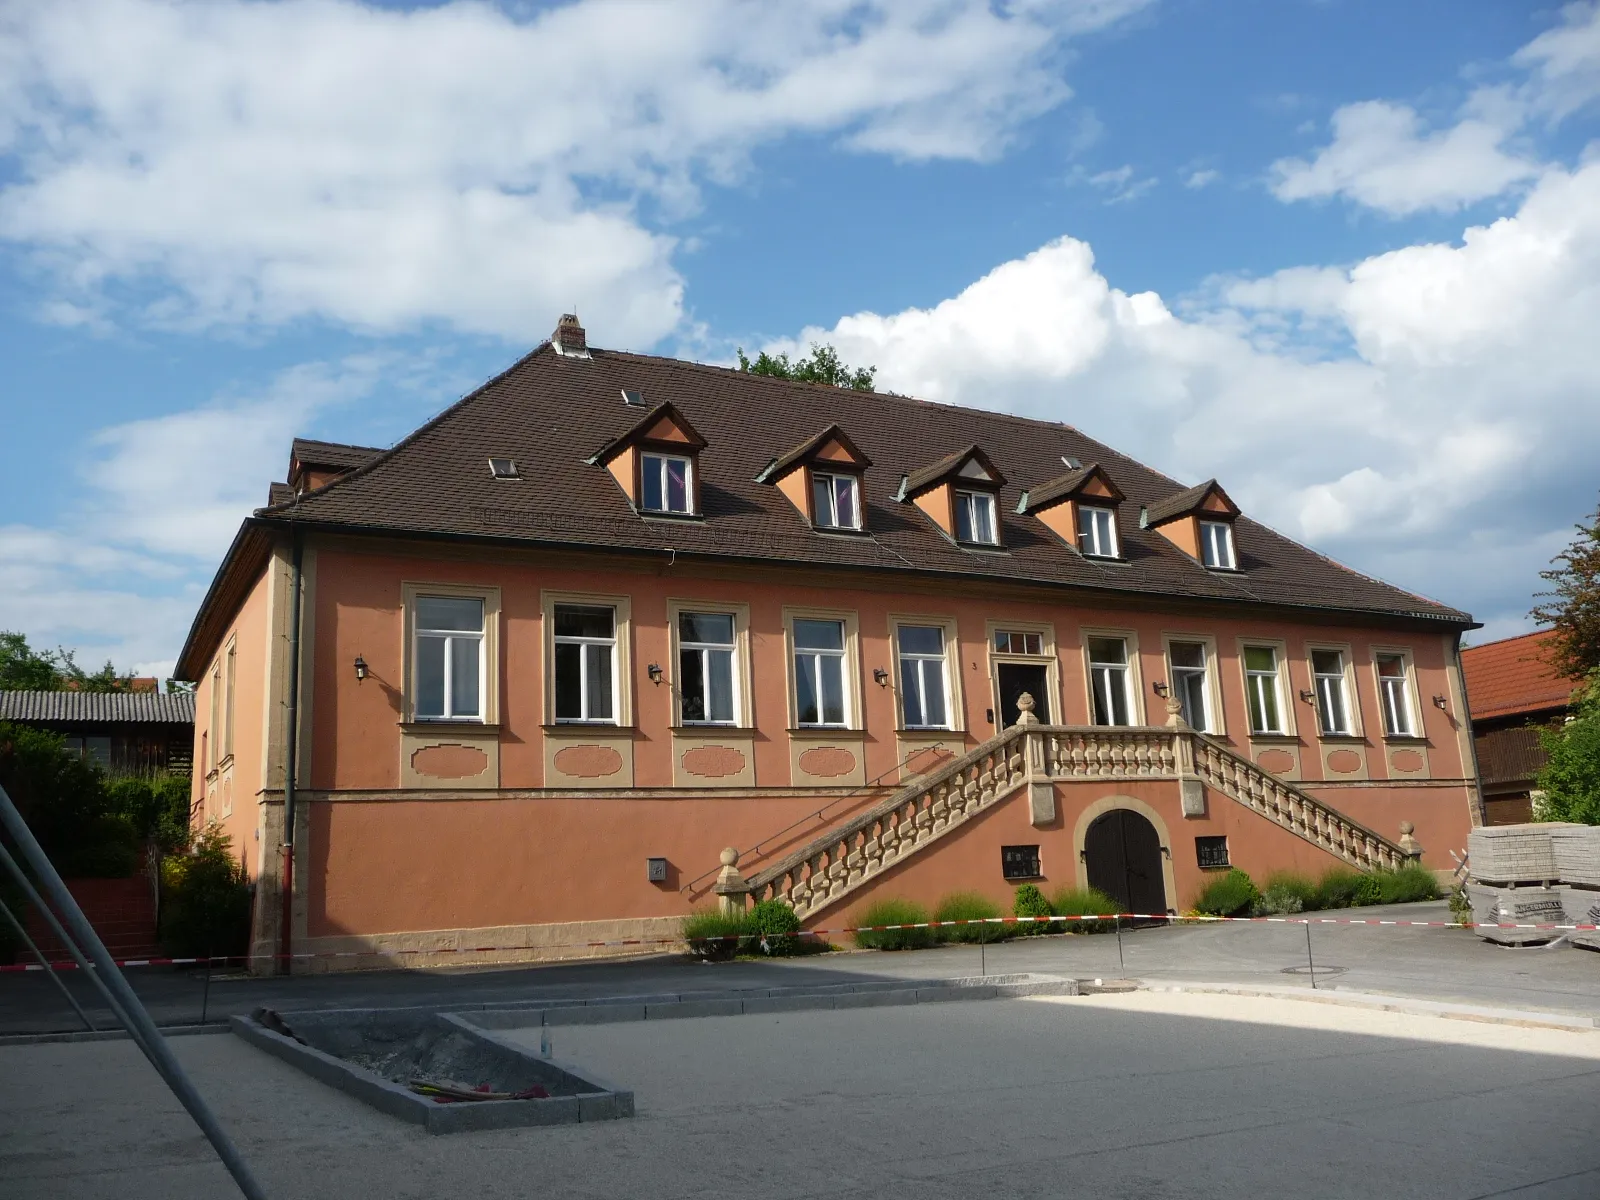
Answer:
[
  {"left": 647, "top": 663, "right": 664, "bottom": 685},
  {"left": 1151, "top": 680, "right": 1169, "bottom": 698},
  {"left": 1298, "top": 688, "right": 1316, "bottom": 704},
  {"left": 354, "top": 655, "right": 369, "bottom": 682},
  {"left": 873, "top": 667, "right": 891, "bottom": 687},
  {"left": 1432, "top": 693, "right": 1449, "bottom": 710}
]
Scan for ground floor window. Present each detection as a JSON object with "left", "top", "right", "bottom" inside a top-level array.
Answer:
[
  {"left": 1195, "top": 836, "right": 1230, "bottom": 869},
  {"left": 1001, "top": 844, "right": 1042, "bottom": 880}
]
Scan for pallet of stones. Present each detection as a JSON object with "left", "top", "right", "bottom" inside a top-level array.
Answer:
[
  {"left": 1468, "top": 823, "right": 1580, "bottom": 888},
  {"left": 1464, "top": 882, "right": 1570, "bottom": 946}
]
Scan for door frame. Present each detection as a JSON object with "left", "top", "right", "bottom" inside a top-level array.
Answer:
[
  {"left": 1073, "top": 794, "right": 1178, "bottom": 913},
  {"left": 984, "top": 619, "right": 1061, "bottom": 731}
]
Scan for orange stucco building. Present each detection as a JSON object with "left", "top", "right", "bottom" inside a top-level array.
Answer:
[{"left": 175, "top": 316, "right": 1482, "bottom": 972}]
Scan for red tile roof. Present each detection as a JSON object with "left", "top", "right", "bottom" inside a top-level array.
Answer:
[{"left": 1461, "top": 629, "right": 1580, "bottom": 721}]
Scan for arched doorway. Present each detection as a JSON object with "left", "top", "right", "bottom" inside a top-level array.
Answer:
[{"left": 1084, "top": 809, "right": 1167, "bottom": 917}]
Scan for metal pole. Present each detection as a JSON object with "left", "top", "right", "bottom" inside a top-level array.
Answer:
[
  {"left": 0, "top": 841, "right": 139, "bottom": 1040},
  {"left": 0, "top": 893, "right": 96, "bottom": 1032},
  {"left": 1115, "top": 914, "right": 1125, "bottom": 971},
  {"left": 201, "top": 947, "right": 214, "bottom": 1025},
  {"left": 1305, "top": 920, "right": 1317, "bottom": 991},
  {"left": 0, "top": 785, "right": 268, "bottom": 1200}
]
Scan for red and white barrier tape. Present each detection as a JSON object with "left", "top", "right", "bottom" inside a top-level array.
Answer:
[{"left": 3, "top": 911, "right": 1596, "bottom": 972}]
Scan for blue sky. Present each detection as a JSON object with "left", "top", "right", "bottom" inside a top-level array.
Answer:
[{"left": 2, "top": 0, "right": 1599, "bottom": 675}]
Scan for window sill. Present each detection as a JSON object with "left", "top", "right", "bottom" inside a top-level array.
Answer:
[
  {"left": 788, "top": 726, "right": 865, "bottom": 738},
  {"left": 1381, "top": 733, "right": 1427, "bottom": 744},
  {"left": 1082, "top": 553, "right": 1124, "bottom": 564},
  {"left": 637, "top": 510, "right": 704, "bottom": 522},
  {"left": 1246, "top": 732, "right": 1299, "bottom": 743},
  {"left": 543, "top": 722, "right": 635, "bottom": 733},
  {"left": 1317, "top": 733, "right": 1366, "bottom": 743},
  {"left": 897, "top": 727, "right": 962, "bottom": 737},
  {"left": 671, "top": 724, "right": 751, "bottom": 734},
  {"left": 401, "top": 721, "right": 499, "bottom": 733},
  {"left": 812, "top": 525, "right": 871, "bottom": 538},
  {"left": 956, "top": 541, "right": 1007, "bottom": 552}
]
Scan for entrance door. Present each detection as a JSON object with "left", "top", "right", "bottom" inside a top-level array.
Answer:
[
  {"left": 1084, "top": 809, "right": 1166, "bottom": 917},
  {"left": 996, "top": 663, "right": 1050, "bottom": 728}
]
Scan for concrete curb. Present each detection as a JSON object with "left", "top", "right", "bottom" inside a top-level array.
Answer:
[
  {"left": 1126, "top": 981, "right": 1600, "bottom": 1033},
  {"left": 0, "top": 1022, "right": 232, "bottom": 1048},
  {"left": 462, "top": 973, "right": 1077, "bottom": 1030}
]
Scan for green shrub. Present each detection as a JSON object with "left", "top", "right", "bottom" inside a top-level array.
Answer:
[
  {"left": 1047, "top": 886, "right": 1120, "bottom": 933},
  {"left": 107, "top": 772, "right": 194, "bottom": 854},
  {"left": 1375, "top": 864, "right": 1440, "bottom": 905},
  {"left": 1012, "top": 884, "right": 1054, "bottom": 935},
  {"left": 682, "top": 909, "right": 753, "bottom": 961},
  {"left": 852, "top": 898, "right": 934, "bottom": 951},
  {"left": 748, "top": 898, "right": 803, "bottom": 956},
  {"left": 1314, "top": 866, "right": 1364, "bottom": 910},
  {"left": 1351, "top": 873, "right": 1383, "bottom": 906},
  {"left": 933, "top": 892, "right": 1012, "bottom": 943},
  {"left": 1449, "top": 884, "right": 1472, "bottom": 925},
  {"left": 1258, "top": 870, "right": 1319, "bottom": 915},
  {"left": 1193, "top": 868, "right": 1260, "bottom": 917},
  {"left": 159, "top": 825, "right": 252, "bottom": 959}
]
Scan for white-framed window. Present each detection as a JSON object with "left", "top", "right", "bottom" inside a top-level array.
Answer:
[
  {"left": 1311, "top": 649, "right": 1352, "bottom": 736},
  {"left": 1200, "top": 520, "right": 1236, "bottom": 569},
  {"left": 640, "top": 452, "right": 694, "bottom": 515},
  {"left": 1078, "top": 506, "right": 1118, "bottom": 558},
  {"left": 793, "top": 618, "right": 848, "bottom": 727},
  {"left": 208, "top": 661, "right": 222, "bottom": 770},
  {"left": 415, "top": 595, "right": 486, "bottom": 721},
  {"left": 553, "top": 604, "right": 617, "bottom": 723},
  {"left": 1088, "top": 636, "right": 1133, "bottom": 726},
  {"left": 1243, "top": 645, "right": 1284, "bottom": 734},
  {"left": 954, "top": 489, "right": 998, "bottom": 545},
  {"left": 1168, "top": 640, "right": 1211, "bottom": 732},
  {"left": 223, "top": 639, "right": 237, "bottom": 760},
  {"left": 897, "top": 625, "right": 950, "bottom": 730},
  {"left": 678, "top": 611, "right": 737, "bottom": 725},
  {"left": 1376, "top": 652, "right": 1416, "bottom": 736},
  {"left": 811, "top": 471, "right": 861, "bottom": 530}
]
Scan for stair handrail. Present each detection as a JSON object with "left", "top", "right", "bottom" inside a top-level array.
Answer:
[{"left": 741, "top": 724, "right": 1030, "bottom": 896}]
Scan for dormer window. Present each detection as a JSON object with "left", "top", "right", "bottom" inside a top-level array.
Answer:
[
  {"left": 641, "top": 452, "right": 693, "bottom": 514},
  {"left": 1019, "top": 462, "right": 1125, "bottom": 559},
  {"left": 812, "top": 471, "right": 860, "bottom": 530},
  {"left": 587, "top": 401, "right": 707, "bottom": 519},
  {"left": 1142, "top": 479, "right": 1242, "bottom": 570},
  {"left": 901, "top": 446, "right": 1007, "bottom": 549},
  {"left": 1200, "top": 520, "right": 1235, "bottom": 569},
  {"left": 1078, "top": 505, "right": 1118, "bottom": 558},
  {"left": 757, "top": 423, "right": 873, "bottom": 535},
  {"left": 954, "top": 489, "right": 997, "bottom": 545}
]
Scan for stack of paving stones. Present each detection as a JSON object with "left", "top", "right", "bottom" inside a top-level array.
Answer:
[
  {"left": 1468, "top": 824, "right": 1581, "bottom": 945},
  {"left": 1550, "top": 826, "right": 1600, "bottom": 950}
]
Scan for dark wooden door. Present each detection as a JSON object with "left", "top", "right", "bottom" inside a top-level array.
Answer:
[
  {"left": 1084, "top": 809, "right": 1166, "bottom": 917},
  {"left": 996, "top": 663, "right": 1050, "bottom": 728}
]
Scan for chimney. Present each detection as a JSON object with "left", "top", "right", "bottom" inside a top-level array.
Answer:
[{"left": 552, "top": 313, "right": 589, "bottom": 358}]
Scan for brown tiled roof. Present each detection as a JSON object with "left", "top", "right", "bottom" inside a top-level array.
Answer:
[
  {"left": 204, "top": 341, "right": 1467, "bottom": 670},
  {"left": 290, "top": 438, "right": 383, "bottom": 473},
  {"left": 0, "top": 690, "right": 195, "bottom": 724},
  {"left": 267, "top": 481, "right": 296, "bottom": 507},
  {"left": 1144, "top": 479, "right": 1235, "bottom": 527},
  {"left": 1461, "top": 629, "right": 1579, "bottom": 721}
]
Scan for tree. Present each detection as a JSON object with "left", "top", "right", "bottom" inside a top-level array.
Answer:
[
  {"left": 1532, "top": 496, "right": 1600, "bottom": 678},
  {"left": 736, "top": 343, "right": 876, "bottom": 391},
  {"left": 1534, "top": 672, "right": 1600, "bottom": 825},
  {"left": 0, "top": 630, "right": 133, "bottom": 692},
  {"left": 0, "top": 631, "right": 59, "bottom": 690}
]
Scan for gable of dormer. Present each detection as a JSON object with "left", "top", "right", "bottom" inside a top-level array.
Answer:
[
  {"left": 1020, "top": 462, "right": 1126, "bottom": 553},
  {"left": 901, "top": 446, "right": 1007, "bottom": 542},
  {"left": 1143, "top": 479, "right": 1241, "bottom": 562},
  {"left": 757, "top": 424, "right": 872, "bottom": 530},
  {"left": 588, "top": 401, "right": 708, "bottom": 514}
]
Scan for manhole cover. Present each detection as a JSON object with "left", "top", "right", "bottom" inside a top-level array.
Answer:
[{"left": 1280, "top": 964, "right": 1348, "bottom": 976}]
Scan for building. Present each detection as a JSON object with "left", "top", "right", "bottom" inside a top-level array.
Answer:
[
  {"left": 0, "top": 689, "right": 195, "bottom": 774},
  {"left": 1461, "top": 629, "right": 1580, "bottom": 825},
  {"left": 174, "top": 316, "right": 1483, "bottom": 973}
]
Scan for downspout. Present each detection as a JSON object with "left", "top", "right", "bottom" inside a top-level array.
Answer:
[
  {"left": 1451, "top": 630, "right": 1489, "bottom": 828},
  {"left": 280, "top": 531, "right": 304, "bottom": 974}
]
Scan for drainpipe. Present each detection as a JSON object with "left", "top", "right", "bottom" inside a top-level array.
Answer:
[{"left": 280, "top": 531, "right": 304, "bottom": 974}]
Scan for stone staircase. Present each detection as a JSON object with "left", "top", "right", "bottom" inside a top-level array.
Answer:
[{"left": 721, "top": 710, "right": 1413, "bottom": 922}]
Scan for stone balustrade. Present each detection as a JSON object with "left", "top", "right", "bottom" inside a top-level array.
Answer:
[{"left": 727, "top": 699, "right": 1414, "bottom": 919}]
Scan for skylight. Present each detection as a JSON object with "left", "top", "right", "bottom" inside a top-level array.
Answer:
[
  {"left": 488, "top": 457, "right": 520, "bottom": 479},
  {"left": 621, "top": 389, "right": 646, "bottom": 407}
]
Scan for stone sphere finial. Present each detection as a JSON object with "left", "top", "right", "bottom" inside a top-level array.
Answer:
[
  {"left": 1013, "top": 692, "right": 1040, "bottom": 727},
  {"left": 1399, "top": 820, "right": 1415, "bottom": 837},
  {"left": 720, "top": 846, "right": 740, "bottom": 867}
]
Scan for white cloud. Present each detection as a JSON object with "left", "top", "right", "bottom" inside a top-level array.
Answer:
[
  {"left": 762, "top": 160, "right": 1600, "bottom": 631},
  {"left": 1083, "top": 164, "right": 1157, "bottom": 203},
  {"left": 1269, "top": 99, "right": 1542, "bottom": 216},
  {"left": 1183, "top": 168, "right": 1219, "bottom": 189},
  {"left": 1270, "top": 4, "right": 1600, "bottom": 216},
  {"left": 0, "top": 0, "right": 1150, "bottom": 345}
]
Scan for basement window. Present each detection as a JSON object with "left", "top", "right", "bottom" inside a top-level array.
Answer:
[
  {"left": 488, "top": 457, "right": 520, "bottom": 480},
  {"left": 1001, "top": 844, "right": 1042, "bottom": 880},
  {"left": 1195, "top": 836, "right": 1230, "bottom": 870}
]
